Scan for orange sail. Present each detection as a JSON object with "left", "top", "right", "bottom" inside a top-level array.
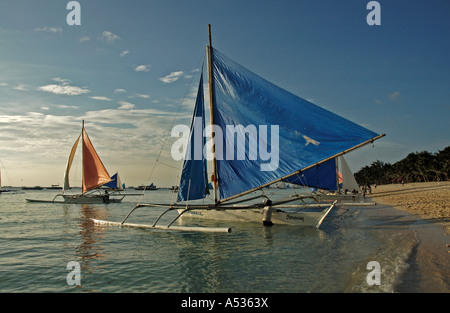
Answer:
[{"left": 81, "top": 126, "right": 111, "bottom": 193}]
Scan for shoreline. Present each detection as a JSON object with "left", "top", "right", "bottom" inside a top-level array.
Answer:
[
  {"left": 366, "top": 181, "right": 449, "bottom": 292},
  {"left": 369, "top": 181, "right": 450, "bottom": 232}
]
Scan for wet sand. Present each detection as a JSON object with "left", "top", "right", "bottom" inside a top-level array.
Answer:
[{"left": 367, "top": 181, "right": 450, "bottom": 292}]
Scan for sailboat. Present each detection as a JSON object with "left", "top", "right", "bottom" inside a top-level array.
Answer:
[
  {"left": 285, "top": 155, "right": 363, "bottom": 200},
  {"left": 0, "top": 168, "right": 14, "bottom": 194},
  {"left": 103, "top": 172, "right": 125, "bottom": 191},
  {"left": 93, "top": 25, "right": 384, "bottom": 232},
  {"left": 27, "top": 121, "right": 125, "bottom": 204}
]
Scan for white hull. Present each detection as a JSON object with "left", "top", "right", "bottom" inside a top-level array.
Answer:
[
  {"left": 61, "top": 194, "right": 124, "bottom": 204},
  {"left": 177, "top": 204, "right": 335, "bottom": 228},
  {"left": 27, "top": 193, "right": 125, "bottom": 204}
]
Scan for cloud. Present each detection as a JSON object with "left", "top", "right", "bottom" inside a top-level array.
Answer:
[
  {"left": 135, "top": 94, "right": 150, "bottom": 99},
  {"left": 135, "top": 65, "right": 150, "bottom": 72},
  {"left": 128, "top": 94, "right": 150, "bottom": 99},
  {"left": 120, "top": 50, "right": 130, "bottom": 57},
  {"left": 159, "top": 71, "right": 184, "bottom": 84},
  {"left": 14, "top": 84, "right": 29, "bottom": 91},
  {"left": 0, "top": 104, "right": 183, "bottom": 186},
  {"left": 52, "top": 77, "right": 71, "bottom": 85},
  {"left": 79, "top": 36, "right": 90, "bottom": 42},
  {"left": 90, "top": 96, "right": 112, "bottom": 101},
  {"left": 38, "top": 85, "right": 90, "bottom": 96},
  {"left": 34, "top": 27, "right": 62, "bottom": 34},
  {"left": 38, "top": 78, "right": 90, "bottom": 96},
  {"left": 56, "top": 104, "right": 78, "bottom": 109},
  {"left": 99, "top": 31, "right": 120, "bottom": 43},
  {"left": 118, "top": 101, "right": 136, "bottom": 110},
  {"left": 114, "top": 88, "right": 126, "bottom": 93},
  {"left": 389, "top": 91, "right": 401, "bottom": 102}
]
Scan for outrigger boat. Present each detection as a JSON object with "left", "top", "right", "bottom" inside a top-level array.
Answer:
[
  {"left": 93, "top": 25, "right": 384, "bottom": 232},
  {"left": 27, "top": 121, "right": 125, "bottom": 204},
  {"left": 297, "top": 155, "right": 363, "bottom": 202}
]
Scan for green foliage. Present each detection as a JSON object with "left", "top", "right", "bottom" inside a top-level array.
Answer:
[{"left": 354, "top": 146, "right": 450, "bottom": 185}]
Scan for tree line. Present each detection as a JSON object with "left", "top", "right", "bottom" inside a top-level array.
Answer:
[{"left": 354, "top": 146, "right": 450, "bottom": 185}]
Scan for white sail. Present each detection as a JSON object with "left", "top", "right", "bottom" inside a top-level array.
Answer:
[
  {"left": 63, "top": 134, "right": 81, "bottom": 192},
  {"left": 339, "top": 156, "right": 360, "bottom": 192}
]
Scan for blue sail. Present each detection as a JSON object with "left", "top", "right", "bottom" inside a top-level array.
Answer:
[
  {"left": 103, "top": 172, "right": 124, "bottom": 190},
  {"left": 177, "top": 73, "right": 210, "bottom": 202},
  {"left": 282, "top": 157, "right": 337, "bottom": 191},
  {"left": 211, "top": 48, "right": 380, "bottom": 200}
]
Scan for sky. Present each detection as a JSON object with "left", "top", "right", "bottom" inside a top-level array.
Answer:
[{"left": 0, "top": 0, "right": 449, "bottom": 187}]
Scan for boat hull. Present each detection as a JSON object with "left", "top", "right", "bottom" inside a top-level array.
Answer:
[
  {"left": 26, "top": 194, "right": 124, "bottom": 204},
  {"left": 61, "top": 194, "right": 123, "bottom": 204},
  {"left": 177, "top": 205, "right": 334, "bottom": 228}
]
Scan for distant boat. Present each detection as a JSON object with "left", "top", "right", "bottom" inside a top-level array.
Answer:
[
  {"left": 46, "top": 184, "right": 63, "bottom": 190},
  {"left": 22, "top": 186, "right": 43, "bottom": 190},
  {"left": 283, "top": 155, "right": 362, "bottom": 200},
  {"left": 134, "top": 183, "right": 157, "bottom": 190},
  {"left": 0, "top": 168, "right": 14, "bottom": 194},
  {"left": 94, "top": 25, "right": 384, "bottom": 232},
  {"left": 27, "top": 121, "right": 124, "bottom": 204}
]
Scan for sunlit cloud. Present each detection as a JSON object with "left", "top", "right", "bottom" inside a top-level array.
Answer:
[
  {"left": 159, "top": 71, "right": 184, "bottom": 84},
  {"left": 120, "top": 50, "right": 130, "bottom": 57},
  {"left": 99, "top": 31, "right": 120, "bottom": 43},
  {"left": 129, "top": 94, "right": 150, "bottom": 99},
  {"left": 38, "top": 84, "right": 90, "bottom": 96},
  {"left": 135, "top": 65, "right": 150, "bottom": 72},
  {"left": 34, "top": 26, "right": 62, "bottom": 35},
  {"left": 90, "top": 96, "right": 112, "bottom": 101},
  {"left": 56, "top": 104, "right": 78, "bottom": 109},
  {"left": 37, "top": 78, "right": 90, "bottom": 96},
  {"left": 118, "top": 101, "right": 135, "bottom": 109}
]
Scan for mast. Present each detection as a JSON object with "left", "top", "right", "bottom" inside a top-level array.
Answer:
[
  {"left": 336, "top": 156, "right": 340, "bottom": 192},
  {"left": 81, "top": 120, "right": 85, "bottom": 194},
  {"left": 206, "top": 24, "right": 219, "bottom": 204}
]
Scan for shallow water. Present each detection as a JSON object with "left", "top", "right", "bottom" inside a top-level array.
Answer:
[{"left": 0, "top": 188, "right": 446, "bottom": 292}]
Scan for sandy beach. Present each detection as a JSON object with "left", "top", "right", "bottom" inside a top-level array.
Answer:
[
  {"left": 369, "top": 181, "right": 450, "bottom": 231},
  {"left": 366, "top": 181, "right": 449, "bottom": 292}
]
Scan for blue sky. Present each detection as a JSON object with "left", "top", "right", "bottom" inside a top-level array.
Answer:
[{"left": 0, "top": 0, "right": 449, "bottom": 187}]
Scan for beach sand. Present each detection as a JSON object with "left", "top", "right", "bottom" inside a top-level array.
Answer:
[
  {"left": 369, "top": 181, "right": 450, "bottom": 230},
  {"left": 367, "top": 181, "right": 449, "bottom": 292}
]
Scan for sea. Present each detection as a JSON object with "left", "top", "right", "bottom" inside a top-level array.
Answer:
[{"left": 0, "top": 187, "right": 448, "bottom": 294}]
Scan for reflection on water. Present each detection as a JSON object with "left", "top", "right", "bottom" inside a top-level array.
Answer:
[{"left": 2, "top": 188, "right": 443, "bottom": 292}]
